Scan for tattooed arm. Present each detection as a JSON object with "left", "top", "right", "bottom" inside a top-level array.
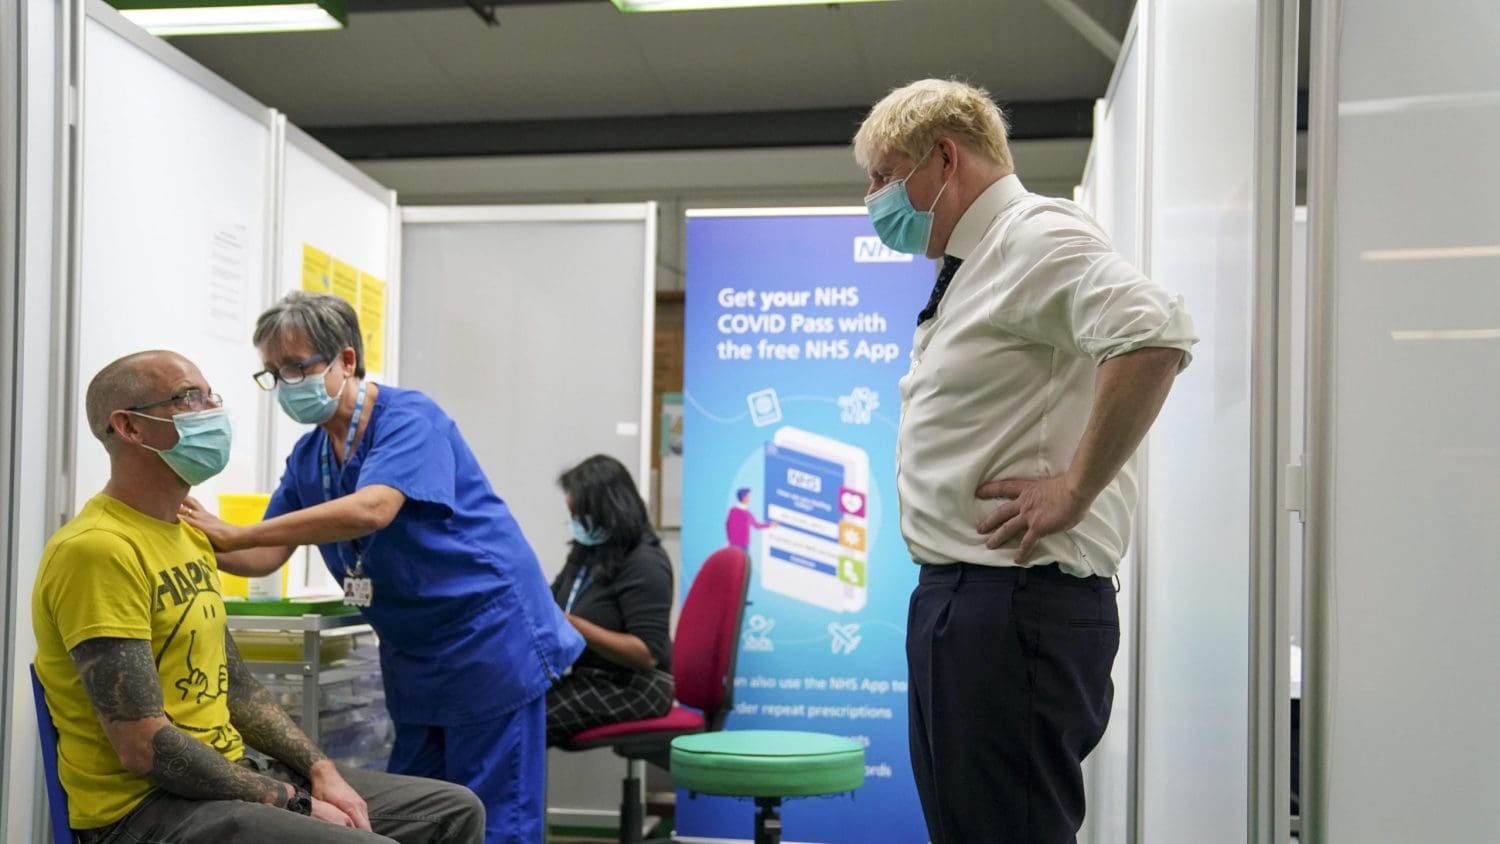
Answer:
[
  {"left": 225, "top": 632, "right": 372, "bottom": 830},
  {"left": 69, "top": 637, "right": 294, "bottom": 807},
  {"left": 222, "top": 632, "right": 326, "bottom": 774}
]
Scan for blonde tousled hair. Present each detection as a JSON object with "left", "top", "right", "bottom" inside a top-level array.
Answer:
[{"left": 853, "top": 78, "right": 1013, "bottom": 172}]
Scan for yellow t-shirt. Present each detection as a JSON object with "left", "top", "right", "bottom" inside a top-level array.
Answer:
[{"left": 32, "top": 493, "right": 245, "bottom": 830}]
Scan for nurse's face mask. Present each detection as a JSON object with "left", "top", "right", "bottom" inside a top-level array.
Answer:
[{"left": 277, "top": 360, "right": 349, "bottom": 425}]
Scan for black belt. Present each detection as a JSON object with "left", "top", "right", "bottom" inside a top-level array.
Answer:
[{"left": 917, "top": 561, "right": 1111, "bottom": 590}]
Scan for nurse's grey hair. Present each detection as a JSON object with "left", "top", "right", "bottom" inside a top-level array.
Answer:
[{"left": 254, "top": 291, "right": 366, "bottom": 378}]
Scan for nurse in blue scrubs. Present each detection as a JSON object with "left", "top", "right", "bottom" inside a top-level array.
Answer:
[{"left": 183, "top": 291, "right": 583, "bottom": 844}]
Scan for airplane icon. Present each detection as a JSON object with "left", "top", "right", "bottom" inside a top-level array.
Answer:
[{"left": 828, "top": 622, "right": 862, "bottom": 655}]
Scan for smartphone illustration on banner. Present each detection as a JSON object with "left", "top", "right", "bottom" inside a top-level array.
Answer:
[{"left": 761, "top": 426, "right": 870, "bottom": 613}]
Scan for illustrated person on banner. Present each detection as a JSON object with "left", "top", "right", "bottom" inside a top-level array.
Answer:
[
  {"left": 182, "top": 292, "right": 583, "bottom": 844},
  {"left": 725, "top": 487, "right": 775, "bottom": 551},
  {"left": 853, "top": 78, "right": 1197, "bottom": 843}
]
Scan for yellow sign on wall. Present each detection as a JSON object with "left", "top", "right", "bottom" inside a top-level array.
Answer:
[
  {"left": 299, "top": 243, "right": 388, "bottom": 376},
  {"left": 331, "top": 260, "right": 359, "bottom": 308},
  {"left": 301, "top": 244, "right": 332, "bottom": 295},
  {"left": 359, "top": 274, "right": 385, "bottom": 373}
]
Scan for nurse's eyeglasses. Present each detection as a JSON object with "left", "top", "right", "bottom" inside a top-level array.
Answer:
[{"left": 252, "top": 354, "right": 326, "bottom": 390}]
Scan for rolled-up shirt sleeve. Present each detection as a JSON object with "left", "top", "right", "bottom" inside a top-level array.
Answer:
[{"left": 991, "top": 208, "right": 1198, "bottom": 370}]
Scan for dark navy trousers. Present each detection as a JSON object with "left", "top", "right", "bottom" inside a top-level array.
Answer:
[{"left": 907, "top": 562, "right": 1119, "bottom": 844}]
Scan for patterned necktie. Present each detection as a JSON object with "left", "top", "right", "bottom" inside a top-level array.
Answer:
[{"left": 917, "top": 255, "right": 964, "bottom": 326}]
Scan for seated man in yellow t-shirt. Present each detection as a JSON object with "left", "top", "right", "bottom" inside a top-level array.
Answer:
[{"left": 32, "top": 350, "right": 484, "bottom": 843}]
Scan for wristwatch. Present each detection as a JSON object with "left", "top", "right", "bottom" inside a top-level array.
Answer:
[{"left": 285, "top": 787, "right": 313, "bottom": 816}]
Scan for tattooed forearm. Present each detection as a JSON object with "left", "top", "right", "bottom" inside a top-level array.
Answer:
[
  {"left": 71, "top": 637, "right": 290, "bottom": 805},
  {"left": 223, "top": 632, "right": 328, "bottom": 775},
  {"left": 71, "top": 638, "right": 165, "bottom": 722},
  {"left": 149, "top": 725, "right": 290, "bottom": 805}
]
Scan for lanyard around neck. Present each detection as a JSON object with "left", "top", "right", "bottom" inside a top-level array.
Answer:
[
  {"left": 319, "top": 380, "right": 368, "bottom": 575},
  {"left": 565, "top": 568, "right": 592, "bottom": 613},
  {"left": 319, "top": 379, "right": 367, "bottom": 503}
]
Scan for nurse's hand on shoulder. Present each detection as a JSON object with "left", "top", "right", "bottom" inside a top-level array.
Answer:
[
  {"left": 975, "top": 475, "right": 1091, "bottom": 564},
  {"left": 179, "top": 496, "right": 250, "bottom": 552}
]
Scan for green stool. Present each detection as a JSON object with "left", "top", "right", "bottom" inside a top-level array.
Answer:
[{"left": 670, "top": 730, "right": 866, "bottom": 844}]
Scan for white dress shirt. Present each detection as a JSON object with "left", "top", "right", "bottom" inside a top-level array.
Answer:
[{"left": 897, "top": 174, "right": 1198, "bottom": 577}]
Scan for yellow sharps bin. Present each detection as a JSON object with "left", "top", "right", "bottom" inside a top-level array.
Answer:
[{"left": 215, "top": 493, "right": 284, "bottom": 599}]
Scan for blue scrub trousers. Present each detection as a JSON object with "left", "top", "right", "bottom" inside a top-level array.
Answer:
[{"left": 389, "top": 695, "right": 547, "bottom": 844}]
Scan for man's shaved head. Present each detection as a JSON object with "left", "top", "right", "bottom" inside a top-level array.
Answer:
[{"left": 84, "top": 350, "right": 185, "bottom": 443}]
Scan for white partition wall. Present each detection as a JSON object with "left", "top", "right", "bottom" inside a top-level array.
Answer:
[
  {"left": 1076, "top": 18, "right": 1145, "bottom": 844},
  {"left": 1135, "top": 0, "right": 1257, "bottom": 841},
  {"left": 400, "top": 204, "right": 655, "bottom": 830},
  {"left": 1078, "top": 3, "right": 1264, "bottom": 838},
  {"left": 74, "top": 2, "right": 273, "bottom": 512},
  {"left": 399, "top": 204, "right": 654, "bottom": 570},
  {"left": 1304, "top": 2, "right": 1500, "bottom": 840},
  {"left": 2, "top": 1, "right": 60, "bottom": 841},
  {"left": 0, "top": 0, "right": 20, "bottom": 825}
]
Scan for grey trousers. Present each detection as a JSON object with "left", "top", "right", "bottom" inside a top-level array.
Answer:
[{"left": 77, "top": 758, "right": 486, "bottom": 844}]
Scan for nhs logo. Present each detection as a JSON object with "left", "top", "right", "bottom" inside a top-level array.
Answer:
[
  {"left": 853, "top": 236, "right": 914, "bottom": 263},
  {"left": 786, "top": 468, "right": 822, "bottom": 494}
]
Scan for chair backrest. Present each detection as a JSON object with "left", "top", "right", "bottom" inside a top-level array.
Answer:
[
  {"left": 672, "top": 547, "right": 750, "bottom": 731},
  {"left": 30, "top": 664, "right": 75, "bottom": 844}
]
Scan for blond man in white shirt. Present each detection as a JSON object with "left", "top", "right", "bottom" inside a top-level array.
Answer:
[{"left": 854, "top": 79, "right": 1197, "bottom": 843}]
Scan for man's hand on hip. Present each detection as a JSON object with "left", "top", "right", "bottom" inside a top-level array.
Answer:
[{"left": 975, "top": 476, "right": 1091, "bottom": 563}]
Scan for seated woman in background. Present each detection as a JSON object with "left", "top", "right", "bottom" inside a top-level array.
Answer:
[{"left": 547, "top": 454, "right": 676, "bottom": 746}]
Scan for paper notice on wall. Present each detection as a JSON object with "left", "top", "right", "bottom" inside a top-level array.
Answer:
[
  {"left": 331, "top": 260, "right": 359, "bottom": 308},
  {"left": 302, "top": 244, "right": 332, "bottom": 295},
  {"left": 205, "top": 219, "right": 249, "bottom": 342},
  {"left": 358, "top": 273, "right": 385, "bottom": 374}
]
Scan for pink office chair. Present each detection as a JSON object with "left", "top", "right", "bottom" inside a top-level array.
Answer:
[{"left": 562, "top": 546, "right": 751, "bottom": 844}]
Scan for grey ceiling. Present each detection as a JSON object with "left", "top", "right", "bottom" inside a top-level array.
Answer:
[{"left": 172, "top": 0, "right": 1134, "bottom": 137}]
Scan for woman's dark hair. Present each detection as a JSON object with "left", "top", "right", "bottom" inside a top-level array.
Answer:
[{"left": 559, "top": 454, "right": 658, "bottom": 582}]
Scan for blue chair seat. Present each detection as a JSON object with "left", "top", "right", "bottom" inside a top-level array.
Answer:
[{"left": 32, "top": 665, "right": 76, "bottom": 844}]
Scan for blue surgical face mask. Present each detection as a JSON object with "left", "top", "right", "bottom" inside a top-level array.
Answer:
[
  {"left": 277, "top": 368, "right": 347, "bottom": 425},
  {"left": 570, "top": 517, "right": 609, "bottom": 547},
  {"left": 134, "top": 407, "right": 233, "bottom": 486},
  {"left": 864, "top": 149, "right": 950, "bottom": 256}
]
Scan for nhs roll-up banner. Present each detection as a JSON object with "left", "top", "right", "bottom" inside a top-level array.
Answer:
[{"left": 679, "top": 209, "right": 933, "bottom": 843}]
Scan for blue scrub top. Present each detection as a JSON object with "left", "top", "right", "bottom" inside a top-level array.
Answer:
[{"left": 265, "top": 384, "right": 584, "bottom": 726}]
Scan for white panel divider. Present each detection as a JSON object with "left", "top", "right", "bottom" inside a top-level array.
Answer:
[{"left": 1304, "top": 2, "right": 1500, "bottom": 840}]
